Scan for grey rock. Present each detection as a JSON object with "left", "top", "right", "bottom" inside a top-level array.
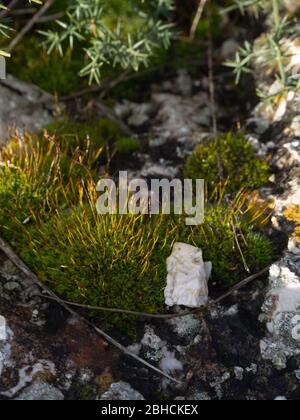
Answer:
[
  {"left": 0, "top": 74, "right": 55, "bottom": 142},
  {"left": 141, "top": 162, "right": 178, "bottom": 178},
  {"left": 100, "top": 381, "right": 145, "bottom": 401},
  {"left": 15, "top": 381, "right": 64, "bottom": 401}
]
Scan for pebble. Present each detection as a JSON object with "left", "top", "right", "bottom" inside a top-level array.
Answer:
[{"left": 0, "top": 316, "right": 7, "bottom": 341}]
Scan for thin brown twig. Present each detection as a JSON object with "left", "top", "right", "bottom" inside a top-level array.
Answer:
[
  {"left": 8, "top": 0, "right": 56, "bottom": 52},
  {"left": 190, "top": 0, "right": 209, "bottom": 40},
  {"left": 0, "top": 0, "right": 19, "bottom": 18},
  {"left": 0, "top": 235, "right": 181, "bottom": 384}
]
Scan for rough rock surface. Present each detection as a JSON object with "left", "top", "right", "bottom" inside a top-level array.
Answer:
[
  {"left": 1, "top": 61, "right": 300, "bottom": 399},
  {"left": 258, "top": 92, "right": 300, "bottom": 371},
  {"left": 15, "top": 381, "right": 64, "bottom": 401},
  {"left": 0, "top": 74, "right": 56, "bottom": 142}
]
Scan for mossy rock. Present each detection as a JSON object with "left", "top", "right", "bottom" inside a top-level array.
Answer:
[{"left": 184, "top": 133, "right": 270, "bottom": 194}]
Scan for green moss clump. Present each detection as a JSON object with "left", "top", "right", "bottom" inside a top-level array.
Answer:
[
  {"left": 186, "top": 205, "right": 273, "bottom": 286},
  {"left": 116, "top": 137, "right": 141, "bottom": 154},
  {"left": 22, "top": 207, "right": 172, "bottom": 334},
  {"left": 184, "top": 133, "right": 270, "bottom": 194},
  {"left": 46, "top": 118, "right": 137, "bottom": 156}
]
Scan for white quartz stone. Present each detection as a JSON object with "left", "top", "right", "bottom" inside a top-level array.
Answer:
[{"left": 164, "top": 242, "right": 212, "bottom": 308}]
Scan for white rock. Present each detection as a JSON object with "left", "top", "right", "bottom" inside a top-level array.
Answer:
[
  {"left": 0, "top": 74, "right": 54, "bottom": 143},
  {"left": 100, "top": 381, "right": 145, "bottom": 401},
  {"left": 164, "top": 243, "right": 212, "bottom": 308},
  {"left": 0, "top": 316, "right": 7, "bottom": 341}
]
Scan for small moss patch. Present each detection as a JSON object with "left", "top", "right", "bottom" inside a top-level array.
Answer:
[{"left": 46, "top": 118, "right": 138, "bottom": 159}]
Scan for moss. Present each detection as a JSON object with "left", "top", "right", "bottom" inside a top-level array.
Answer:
[
  {"left": 0, "top": 132, "right": 274, "bottom": 334},
  {"left": 184, "top": 133, "right": 270, "bottom": 194},
  {"left": 181, "top": 203, "right": 273, "bottom": 286},
  {"left": 284, "top": 205, "right": 300, "bottom": 243},
  {"left": 71, "top": 383, "right": 100, "bottom": 401},
  {"left": 46, "top": 117, "right": 141, "bottom": 168},
  {"left": 115, "top": 137, "right": 141, "bottom": 154},
  {"left": 8, "top": 37, "right": 85, "bottom": 96}
]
